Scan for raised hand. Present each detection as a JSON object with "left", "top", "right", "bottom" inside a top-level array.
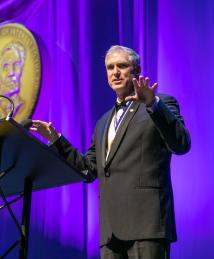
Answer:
[
  {"left": 125, "top": 76, "right": 158, "bottom": 106},
  {"left": 30, "top": 120, "right": 60, "bottom": 143}
]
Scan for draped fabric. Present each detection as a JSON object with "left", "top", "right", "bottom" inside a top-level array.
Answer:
[
  {"left": 158, "top": 1, "right": 214, "bottom": 258},
  {"left": 0, "top": 0, "right": 213, "bottom": 258}
]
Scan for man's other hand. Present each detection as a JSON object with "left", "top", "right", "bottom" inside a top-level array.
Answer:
[{"left": 30, "top": 120, "right": 60, "bottom": 143}]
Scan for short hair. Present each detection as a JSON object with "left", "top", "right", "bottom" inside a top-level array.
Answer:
[{"left": 105, "top": 45, "right": 140, "bottom": 69}]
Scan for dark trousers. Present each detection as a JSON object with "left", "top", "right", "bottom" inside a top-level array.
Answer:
[{"left": 101, "top": 235, "right": 170, "bottom": 259}]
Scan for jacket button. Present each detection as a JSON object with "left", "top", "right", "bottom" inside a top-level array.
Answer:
[{"left": 105, "top": 171, "right": 110, "bottom": 177}]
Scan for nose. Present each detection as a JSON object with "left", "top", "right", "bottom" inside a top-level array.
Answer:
[
  {"left": 4, "top": 64, "right": 15, "bottom": 78},
  {"left": 113, "top": 66, "right": 120, "bottom": 77},
  {"left": 8, "top": 69, "right": 15, "bottom": 78}
]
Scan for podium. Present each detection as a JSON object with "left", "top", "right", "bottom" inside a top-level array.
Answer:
[{"left": 0, "top": 119, "right": 85, "bottom": 258}]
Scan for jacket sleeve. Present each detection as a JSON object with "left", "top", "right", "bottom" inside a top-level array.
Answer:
[
  {"left": 149, "top": 95, "right": 191, "bottom": 155},
  {"left": 50, "top": 128, "right": 97, "bottom": 183}
]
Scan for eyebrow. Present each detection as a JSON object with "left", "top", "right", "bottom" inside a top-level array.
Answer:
[{"left": 106, "top": 62, "right": 131, "bottom": 68}]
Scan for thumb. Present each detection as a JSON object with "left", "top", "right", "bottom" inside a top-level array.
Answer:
[{"left": 125, "top": 95, "right": 136, "bottom": 102}]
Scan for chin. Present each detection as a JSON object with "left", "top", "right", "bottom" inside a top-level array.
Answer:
[
  {"left": 112, "top": 85, "right": 133, "bottom": 96},
  {"left": 112, "top": 85, "right": 125, "bottom": 93}
]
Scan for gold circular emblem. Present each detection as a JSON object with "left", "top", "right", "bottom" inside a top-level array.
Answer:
[{"left": 0, "top": 23, "right": 41, "bottom": 122}]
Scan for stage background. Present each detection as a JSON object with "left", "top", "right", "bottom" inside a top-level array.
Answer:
[{"left": 0, "top": 0, "right": 213, "bottom": 258}]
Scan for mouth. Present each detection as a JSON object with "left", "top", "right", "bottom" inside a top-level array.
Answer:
[
  {"left": 112, "top": 79, "right": 122, "bottom": 84},
  {"left": 4, "top": 81, "right": 17, "bottom": 87}
]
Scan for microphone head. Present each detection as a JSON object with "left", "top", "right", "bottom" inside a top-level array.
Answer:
[{"left": 20, "top": 118, "right": 32, "bottom": 129}]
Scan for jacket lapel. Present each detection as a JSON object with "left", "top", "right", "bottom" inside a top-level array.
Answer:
[
  {"left": 105, "top": 101, "right": 140, "bottom": 167},
  {"left": 100, "top": 107, "right": 115, "bottom": 168}
]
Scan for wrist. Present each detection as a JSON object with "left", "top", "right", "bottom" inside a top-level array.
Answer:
[
  {"left": 146, "top": 96, "right": 159, "bottom": 113},
  {"left": 49, "top": 131, "right": 61, "bottom": 144},
  {"left": 145, "top": 96, "right": 156, "bottom": 107}
]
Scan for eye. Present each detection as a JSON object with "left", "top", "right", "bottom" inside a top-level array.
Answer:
[
  {"left": 118, "top": 63, "right": 130, "bottom": 69},
  {"left": 3, "top": 63, "right": 9, "bottom": 71},
  {"left": 3, "top": 63, "right": 9, "bottom": 68},
  {"left": 107, "top": 65, "right": 114, "bottom": 70}
]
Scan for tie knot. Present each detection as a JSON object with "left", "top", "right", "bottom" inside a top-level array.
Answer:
[{"left": 115, "top": 101, "right": 127, "bottom": 111}]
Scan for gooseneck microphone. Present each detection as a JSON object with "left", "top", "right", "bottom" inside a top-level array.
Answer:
[
  {"left": 0, "top": 95, "right": 15, "bottom": 120},
  {"left": 0, "top": 95, "right": 32, "bottom": 129}
]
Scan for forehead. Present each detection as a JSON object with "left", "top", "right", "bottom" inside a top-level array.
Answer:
[
  {"left": 105, "top": 51, "right": 132, "bottom": 65},
  {"left": 2, "top": 48, "right": 20, "bottom": 62}
]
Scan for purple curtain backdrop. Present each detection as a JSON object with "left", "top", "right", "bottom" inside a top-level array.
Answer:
[
  {"left": 0, "top": 0, "right": 213, "bottom": 258},
  {"left": 158, "top": 1, "right": 214, "bottom": 258}
]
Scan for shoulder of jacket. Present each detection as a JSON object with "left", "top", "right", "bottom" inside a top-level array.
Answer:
[
  {"left": 96, "top": 107, "right": 113, "bottom": 124},
  {"left": 156, "top": 93, "right": 178, "bottom": 103}
]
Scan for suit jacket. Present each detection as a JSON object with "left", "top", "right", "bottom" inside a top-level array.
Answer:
[{"left": 53, "top": 93, "right": 191, "bottom": 246}]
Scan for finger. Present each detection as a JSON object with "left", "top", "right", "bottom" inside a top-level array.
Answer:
[
  {"left": 31, "top": 121, "right": 42, "bottom": 127},
  {"left": 145, "top": 77, "right": 150, "bottom": 88},
  {"left": 132, "top": 78, "right": 139, "bottom": 93},
  {"left": 125, "top": 95, "right": 137, "bottom": 102},
  {"left": 151, "top": 82, "right": 158, "bottom": 92},
  {"left": 29, "top": 127, "right": 37, "bottom": 132},
  {"left": 32, "top": 120, "right": 43, "bottom": 125},
  {"left": 33, "top": 121, "right": 49, "bottom": 129},
  {"left": 46, "top": 126, "right": 52, "bottom": 134},
  {"left": 139, "top": 76, "right": 145, "bottom": 87},
  {"left": 31, "top": 122, "right": 39, "bottom": 128},
  {"left": 46, "top": 122, "right": 52, "bottom": 134}
]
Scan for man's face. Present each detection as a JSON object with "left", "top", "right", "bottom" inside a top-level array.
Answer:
[
  {"left": 106, "top": 51, "right": 137, "bottom": 98},
  {"left": 0, "top": 48, "right": 22, "bottom": 94}
]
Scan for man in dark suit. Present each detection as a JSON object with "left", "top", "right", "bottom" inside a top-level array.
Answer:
[{"left": 31, "top": 45, "right": 191, "bottom": 259}]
